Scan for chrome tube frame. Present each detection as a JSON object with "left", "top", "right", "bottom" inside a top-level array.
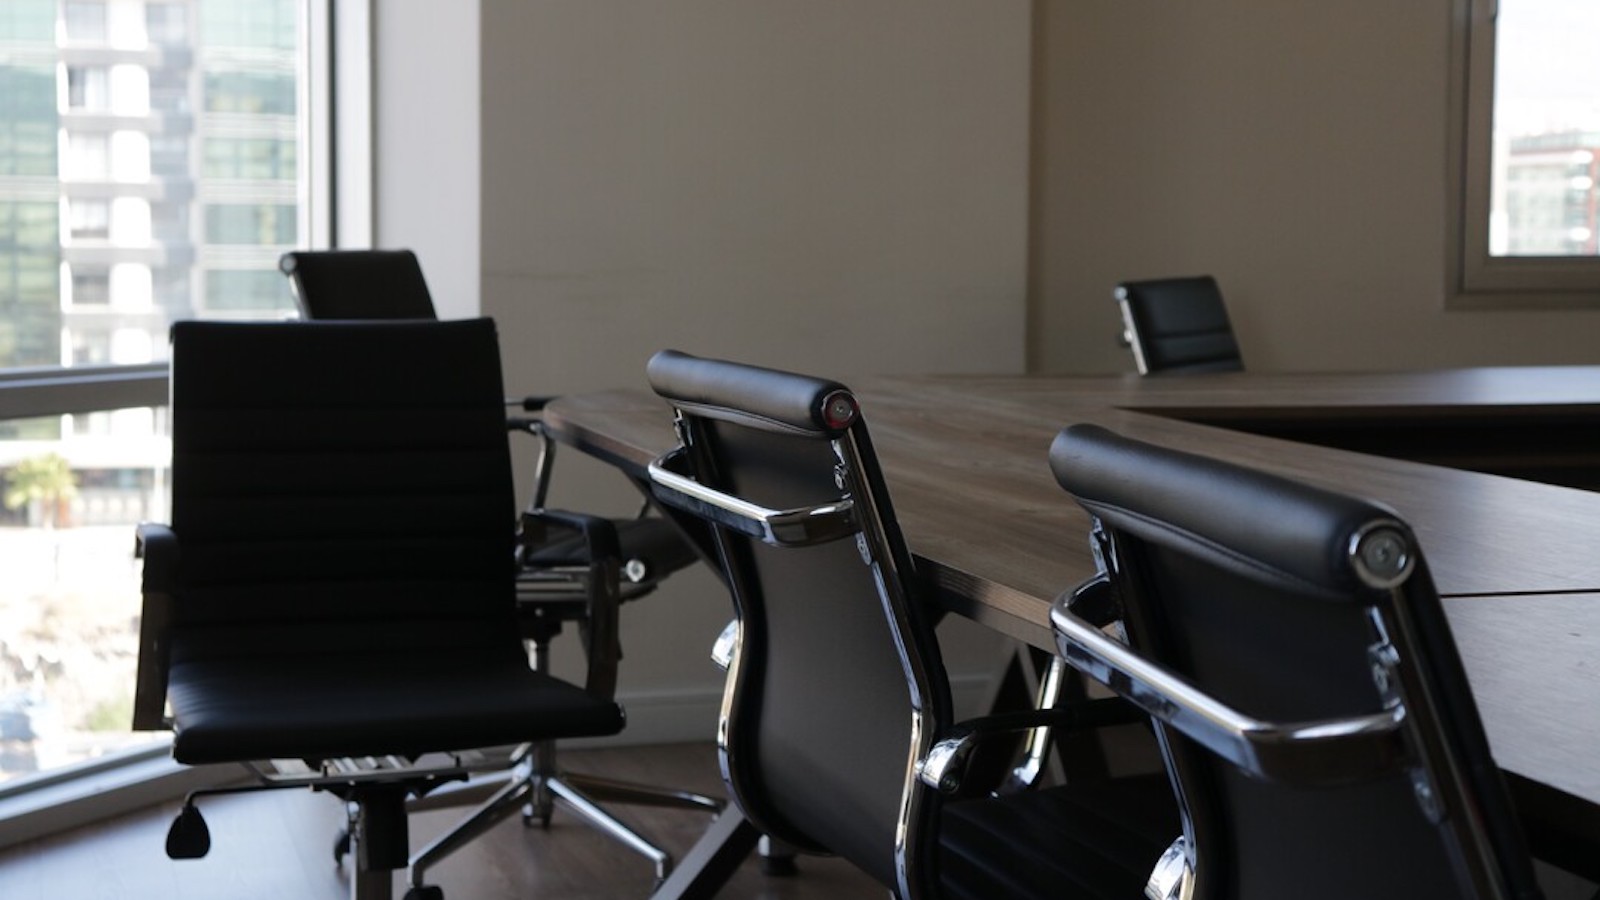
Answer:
[
  {"left": 1051, "top": 597, "right": 1409, "bottom": 786},
  {"left": 648, "top": 449, "right": 857, "bottom": 547}
]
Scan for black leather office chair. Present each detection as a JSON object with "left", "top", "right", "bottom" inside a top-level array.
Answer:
[
  {"left": 1114, "top": 275, "right": 1243, "bottom": 375},
  {"left": 274, "top": 250, "right": 716, "bottom": 881},
  {"left": 279, "top": 249, "right": 439, "bottom": 319},
  {"left": 134, "top": 319, "right": 638, "bottom": 900},
  {"left": 1049, "top": 424, "right": 1544, "bottom": 899},
  {"left": 278, "top": 248, "right": 697, "bottom": 639},
  {"left": 644, "top": 350, "right": 1178, "bottom": 899}
]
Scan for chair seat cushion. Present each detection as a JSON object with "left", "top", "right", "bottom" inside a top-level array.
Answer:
[
  {"left": 939, "top": 773, "right": 1178, "bottom": 900},
  {"left": 167, "top": 644, "right": 623, "bottom": 765}
]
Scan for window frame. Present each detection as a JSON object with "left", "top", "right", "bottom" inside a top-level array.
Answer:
[{"left": 1451, "top": 0, "right": 1600, "bottom": 308}]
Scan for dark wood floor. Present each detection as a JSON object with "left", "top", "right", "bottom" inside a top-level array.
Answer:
[{"left": 0, "top": 742, "right": 885, "bottom": 899}]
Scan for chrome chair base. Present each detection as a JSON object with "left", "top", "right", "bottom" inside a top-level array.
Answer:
[{"left": 404, "top": 744, "right": 723, "bottom": 893}]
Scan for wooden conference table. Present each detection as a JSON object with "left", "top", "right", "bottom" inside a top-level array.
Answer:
[{"left": 544, "top": 365, "right": 1600, "bottom": 893}]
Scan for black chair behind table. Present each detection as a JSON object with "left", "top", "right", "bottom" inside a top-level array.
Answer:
[
  {"left": 134, "top": 319, "right": 635, "bottom": 900},
  {"left": 644, "top": 350, "right": 1179, "bottom": 900},
  {"left": 1114, "top": 275, "right": 1243, "bottom": 375},
  {"left": 274, "top": 250, "right": 716, "bottom": 882},
  {"left": 1049, "top": 423, "right": 1545, "bottom": 900}
]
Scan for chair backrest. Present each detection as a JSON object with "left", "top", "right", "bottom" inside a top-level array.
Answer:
[
  {"left": 279, "top": 249, "right": 439, "bottom": 320},
  {"left": 644, "top": 349, "right": 951, "bottom": 897},
  {"left": 1114, "top": 275, "right": 1243, "bottom": 374},
  {"left": 1048, "top": 424, "right": 1542, "bottom": 900},
  {"left": 166, "top": 319, "right": 517, "bottom": 660}
]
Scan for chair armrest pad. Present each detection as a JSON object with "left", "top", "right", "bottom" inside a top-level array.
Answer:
[
  {"left": 515, "top": 395, "right": 555, "bottom": 412},
  {"left": 519, "top": 509, "right": 623, "bottom": 701},
  {"left": 136, "top": 522, "right": 178, "bottom": 591},
  {"left": 918, "top": 698, "right": 1142, "bottom": 795},
  {"left": 133, "top": 523, "right": 177, "bottom": 731},
  {"left": 519, "top": 508, "right": 622, "bottom": 564}
]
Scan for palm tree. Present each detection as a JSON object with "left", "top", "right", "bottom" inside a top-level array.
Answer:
[{"left": 3, "top": 454, "right": 79, "bottom": 529}]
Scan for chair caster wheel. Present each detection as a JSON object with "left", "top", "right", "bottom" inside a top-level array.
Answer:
[
  {"left": 332, "top": 829, "right": 350, "bottom": 862},
  {"left": 402, "top": 886, "right": 444, "bottom": 900}
]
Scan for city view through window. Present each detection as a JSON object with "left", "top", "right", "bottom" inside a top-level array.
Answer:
[
  {"left": 1, "top": 0, "right": 304, "bottom": 785},
  {"left": 1491, "top": 0, "right": 1600, "bottom": 256}
]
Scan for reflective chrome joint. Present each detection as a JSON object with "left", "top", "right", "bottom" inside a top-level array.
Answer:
[
  {"left": 711, "top": 619, "right": 738, "bottom": 671},
  {"left": 1145, "top": 836, "right": 1193, "bottom": 900},
  {"left": 1348, "top": 521, "right": 1414, "bottom": 589},
  {"left": 916, "top": 735, "right": 971, "bottom": 794}
]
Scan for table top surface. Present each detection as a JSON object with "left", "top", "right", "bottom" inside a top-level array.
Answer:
[{"left": 544, "top": 365, "right": 1600, "bottom": 811}]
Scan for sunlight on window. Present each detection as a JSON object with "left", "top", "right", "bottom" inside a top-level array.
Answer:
[
  {"left": 1, "top": 416, "right": 170, "bottom": 783},
  {"left": 1490, "top": 0, "right": 1600, "bottom": 256},
  {"left": 1, "top": 0, "right": 306, "bottom": 788}
]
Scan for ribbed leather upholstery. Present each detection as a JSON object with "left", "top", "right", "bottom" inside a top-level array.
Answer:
[
  {"left": 940, "top": 775, "right": 1178, "bottom": 900},
  {"left": 1114, "top": 275, "right": 1243, "bottom": 374},
  {"left": 649, "top": 351, "right": 1177, "bottom": 900},
  {"left": 163, "top": 319, "right": 623, "bottom": 765},
  {"left": 1050, "top": 424, "right": 1543, "bottom": 900}
]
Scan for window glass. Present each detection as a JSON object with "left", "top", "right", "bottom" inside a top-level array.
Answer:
[
  {"left": 204, "top": 70, "right": 296, "bottom": 115},
  {"left": 200, "top": 0, "right": 296, "bottom": 50},
  {"left": 145, "top": 3, "right": 188, "bottom": 45},
  {"left": 69, "top": 267, "right": 111, "bottom": 305},
  {"left": 1, "top": 0, "right": 312, "bottom": 790},
  {"left": 203, "top": 268, "right": 292, "bottom": 310},
  {"left": 68, "top": 200, "right": 110, "bottom": 240},
  {"left": 62, "top": 1, "right": 107, "bottom": 42},
  {"left": 203, "top": 136, "right": 296, "bottom": 180},
  {"left": 65, "top": 66, "right": 110, "bottom": 110},
  {"left": 0, "top": 67, "right": 58, "bottom": 177},
  {"left": 1488, "top": 0, "right": 1600, "bottom": 258},
  {"left": 204, "top": 202, "right": 296, "bottom": 244},
  {"left": 0, "top": 0, "right": 55, "bottom": 42}
]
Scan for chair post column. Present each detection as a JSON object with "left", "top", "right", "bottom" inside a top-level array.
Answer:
[{"left": 351, "top": 785, "right": 410, "bottom": 900}]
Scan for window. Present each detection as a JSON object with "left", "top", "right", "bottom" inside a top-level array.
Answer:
[
  {"left": 64, "top": 66, "right": 110, "bottom": 111},
  {"left": 203, "top": 136, "right": 296, "bottom": 180},
  {"left": 62, "top": 133, "right": 108, "bottom": 180},
  {"left": 1456, "top": 0, "right": 1600, "bottom": 303},
  {"left": 67, "top": 199, "right": 109, "bottom": 240},
  {"left": 204, "top": 70, "right": 296, "bottom": 115},
  {"left": 61, "top": 1, "right": 106, "bottom": 43},
  {"left": 68, "top": 267, "right": 111, "bottom": 305},
  {"left": 204, "top": 202, "right": 296, "bottom": 244},
  {"left": 0, "top": 0, "right": 351, "bottom": 819},
  {"left": 145, "top": 3, "right": 188, "bottom": 45},
  {"left": 203, "top": 267, "right": 292, "bottom": 310}
]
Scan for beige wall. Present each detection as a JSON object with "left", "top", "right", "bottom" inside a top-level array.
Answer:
[
  {"left": 471, "top": 1, "right": 1032, "bottom": 738},
  {"left": 1031, "top": 0, "right": 1600, "bottom": 374}
]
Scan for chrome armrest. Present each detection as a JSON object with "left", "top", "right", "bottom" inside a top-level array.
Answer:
[
  {"left": 916, "top": 700, "right": 1143, "bottom": 796},
  {"left": 711, "top": 619, "right": 738, "bottom": 671},
  {"left": 1051, "top": 576, "right": 1409, "bottom": 787},
  {"left": 133, "top": 522, "right": 178, "bottom": 731},
  {"left": 647, "top": 448, "right": 857, "bottom": 548},
  {"left": 507, "top": 412, "right": 557, "bottom": 512}
]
